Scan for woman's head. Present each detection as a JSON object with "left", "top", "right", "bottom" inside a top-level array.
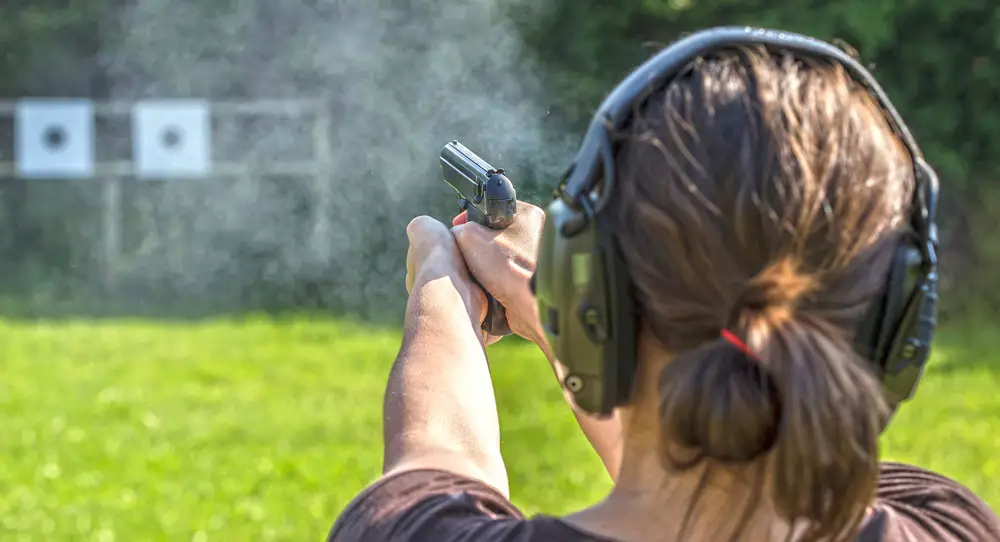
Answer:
[{"left": 611, "top": 47, "right": 914, "bottom": 539}]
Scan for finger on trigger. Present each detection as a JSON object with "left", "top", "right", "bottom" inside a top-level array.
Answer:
[{"left": 452, "top": 211, "right": 468, "bottom": 226}]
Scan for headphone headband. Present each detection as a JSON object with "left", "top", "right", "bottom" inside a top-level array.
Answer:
[{"left": 561, "top": 27, "right": 934, "bottom": 236}]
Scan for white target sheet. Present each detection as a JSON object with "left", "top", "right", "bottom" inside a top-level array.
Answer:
[
  {"left": 15, "top": 99, "right": 95, "bottom": 179},
  {"left": 132, "top": 99, "right": 212, "bottom": 179}
]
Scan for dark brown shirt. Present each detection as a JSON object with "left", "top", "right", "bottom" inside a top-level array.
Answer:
[{"left": 329, "top": 462, "right": 1000, "bottom": 541}]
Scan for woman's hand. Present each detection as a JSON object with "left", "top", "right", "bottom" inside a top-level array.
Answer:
[
  {"left": 450, "top": 202, "right": 547, "bottom": 348},
  {"left": 405, "top": 215, "right": 486, "bottom": 327}
]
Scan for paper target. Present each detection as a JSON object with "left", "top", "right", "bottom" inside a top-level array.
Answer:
[
  {"left": 132, "top": 100, "right": 211, "bottom": 179},
  {"left": 15, "top": 99, "right": 95, "bottom": 179}
]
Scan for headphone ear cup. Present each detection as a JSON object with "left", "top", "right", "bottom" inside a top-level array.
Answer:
[
  {"left": 595, "top": 212, "right": 638, "bottom": 409},
  {"left": 862, "top": 241, "right": 915, "bottom": 364},
  {"left": 533, "top": 202, "right": 563, "bottom": 340},
  {"left": 863, "top": 236, "right": 936, "bottom": 407},
  {"left": 534, "top": 198, "right": 618, "bottom": 415}
]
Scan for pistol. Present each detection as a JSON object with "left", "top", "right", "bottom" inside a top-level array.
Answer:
[{"left": 440, "top": 140, "right": 517, "bottom": 337}]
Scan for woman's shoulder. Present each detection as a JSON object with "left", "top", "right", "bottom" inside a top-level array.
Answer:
[
  {"left": 327, "top": 468, "right": 610, "bottom": 542},
  {"left": 327, "top": 465, "right": 998, "bottom": 542},
  {"left": 870, "top": 461, "right": 1000, "bottom": 541}
]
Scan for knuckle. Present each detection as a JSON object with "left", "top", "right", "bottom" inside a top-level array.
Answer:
[
  {"left": 451, "top": 224, "right": 469, "bottom": 243},
  {"left": 406, "top": 215, "right": 426, "bottom": 233},
  {"left": 408, "top": 215, "right": 446, "bottom": 237},
  {"left": 525, "top": 205, "right": 546, "bottom": 224}
]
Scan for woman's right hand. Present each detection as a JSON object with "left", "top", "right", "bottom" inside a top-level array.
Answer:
[{"left": 450, "top": 201, "right": 548, "bottom": 348}]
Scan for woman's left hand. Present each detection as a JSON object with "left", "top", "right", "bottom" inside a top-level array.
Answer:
[{"left": 405, "top": 215, "right": 487, "bottom": 327}]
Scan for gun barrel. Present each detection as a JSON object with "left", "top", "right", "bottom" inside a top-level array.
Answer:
[{"left": 440, "top": 141, "right": 495, "bottom": 201}]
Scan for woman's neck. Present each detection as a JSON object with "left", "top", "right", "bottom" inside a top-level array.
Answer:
[
  {"left": 565, "top": 451, "right": 796, "bottom": 541},
  {"left": 563, "top": 402, "right": 796, "bottom": 542}
]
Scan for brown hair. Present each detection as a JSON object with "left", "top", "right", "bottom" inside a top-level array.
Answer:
[{"left": 611, "top": 47, "right": 914, "bottom": 540}]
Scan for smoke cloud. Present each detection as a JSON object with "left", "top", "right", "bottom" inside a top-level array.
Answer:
[{"left": 86, "top": 0, "right": 576, "bottom": 317}]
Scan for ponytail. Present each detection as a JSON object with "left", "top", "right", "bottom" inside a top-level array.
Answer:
[{"left": 657, "top": 259, "right": 888, "bottom": 541}]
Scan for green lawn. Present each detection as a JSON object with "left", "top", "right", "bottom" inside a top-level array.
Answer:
[{"left": 1, "top": 316, "right": 997, "bottom": 541}]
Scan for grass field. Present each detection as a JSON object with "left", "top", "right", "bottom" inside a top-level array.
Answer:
[{"left": 1, "top": 316, "right": 997, "bottom": 541}]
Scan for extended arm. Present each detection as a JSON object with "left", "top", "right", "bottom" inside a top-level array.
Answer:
[{"left": 381, "top": 217, "right": 509, "bottom": 497}]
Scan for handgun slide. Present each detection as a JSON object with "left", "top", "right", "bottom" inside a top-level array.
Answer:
[
  {"left": 439, "top": 140, "right": 517, "bottom": 231},
  {"left": 440, "top": 140, "right": 496, "bottom": 206}
]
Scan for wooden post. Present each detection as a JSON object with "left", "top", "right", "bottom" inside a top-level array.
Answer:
[
  {"left": 102, "top": 175, "right": 122, "bottom": 292},
  {"left": 312, "top": 99, "right": 332, "bottom": 265}
]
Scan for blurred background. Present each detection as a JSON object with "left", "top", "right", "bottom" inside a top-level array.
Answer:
[{"left": 0, "top": 1, "right": 996, "bottom": 540}]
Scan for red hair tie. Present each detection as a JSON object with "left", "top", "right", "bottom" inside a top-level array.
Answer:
[{"left": 721, "top": 329, "right": 758, "bottom": 361}]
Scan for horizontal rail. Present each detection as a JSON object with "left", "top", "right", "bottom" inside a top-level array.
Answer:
[
  {"left": 0, "top": 99, "right": 326, "bottom": 117},
  {"left": 0, "top": 161, "right": 323, "bottom": 178}
]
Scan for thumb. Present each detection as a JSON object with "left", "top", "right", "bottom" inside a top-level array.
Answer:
[
  {"left": 406, "top": 215, "right": 443, "bottom": 244},
  {"left": 406, "top": 216, "right": 425, "bottom": 241}
]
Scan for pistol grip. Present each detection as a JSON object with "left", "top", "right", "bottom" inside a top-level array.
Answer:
[
  {"left": 465, "top": 205, "right": 513, "bottom": 337},
  {"left": 482, "top": 295, "right": 510, "bottom": 337}
]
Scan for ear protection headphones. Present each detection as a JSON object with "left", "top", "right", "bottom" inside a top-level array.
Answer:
[{"left": 531, "top": 27, "right": 940, "bottom": 418}]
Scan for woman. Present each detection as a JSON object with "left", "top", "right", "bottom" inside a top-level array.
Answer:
[{"left": 329, "top": 42, "right": 1000, "bottom": 540}]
